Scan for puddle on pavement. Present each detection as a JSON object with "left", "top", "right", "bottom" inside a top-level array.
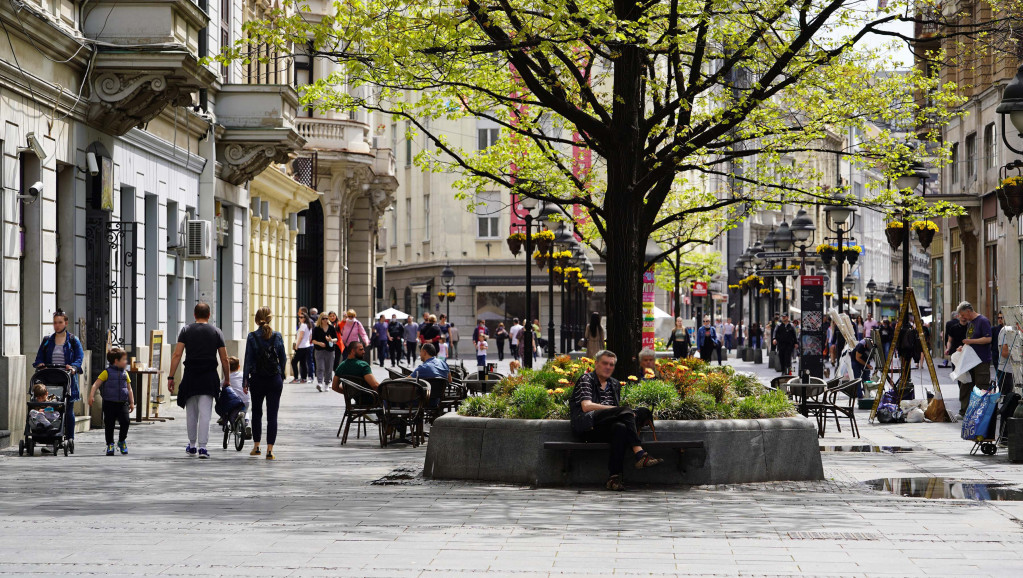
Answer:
[
  {"left": 371, "top": 466, "right": 423, "bottom": 486},
  {"left": 819, "top": 445, "right": 918, "bottom": 453},
  {"left": 863, "top": 477, "right": 1023, "bottom": 501}
]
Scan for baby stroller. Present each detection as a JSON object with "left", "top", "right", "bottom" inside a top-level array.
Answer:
[
  {"left": 215, "top": 386, "right": 247, "bottom": 451},
  {"left": 19, "top": 366, "right": 76, "bottom": 456}
]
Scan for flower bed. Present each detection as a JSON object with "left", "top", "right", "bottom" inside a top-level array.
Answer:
[{"left": 457, "top": 355, "right": 797, "bottom": 421}]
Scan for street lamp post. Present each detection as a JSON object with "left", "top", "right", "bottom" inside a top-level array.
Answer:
[
  {"left": 790, "top": 209, "right": 816, "bottom": 275},
  {"left": 866, "top": 277, "right": 877, "bottom": 318},
  {"left": 538, "top": 204, "right": 563, "bottom": 360},
  {"left": 775, "top": 220, "right": 795, "bottom": 316},
  {"left": 996, "top": 64, "right": 1023, "bottom": 155},
  {"left": 440, "top": 263, "right": 455, "bottom": 323},
  {"left": 894, "top": 160, "right": 928, "bottom": 295},
  {"left": 516, "top": 192, "right": 539, "bottom": 369},
  {"left": 823, "top": 192, "right": 856, "bottom": 315}
]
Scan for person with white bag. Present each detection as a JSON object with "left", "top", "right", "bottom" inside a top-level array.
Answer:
[{"left": 953, "top": 302, "right": 993, "bottom": 418}]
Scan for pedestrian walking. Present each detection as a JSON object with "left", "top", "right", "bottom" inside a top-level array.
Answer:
[
  {"left": 495, "top": 322, "right": 508, "bottom": 361},
  {"left": 87, "top": 347, "right": 134, "bottom": 456},
  {"left": 723, "top": 318, "right": 735, "bottom": 351},
  {"left": 772, "top": 313, "right": 797, "bottom": 375},
  {"left": 327, "top": 311, "right": 343, "bottom": 368},
  {"left": 584, "top": 312, "right": 605, "bottom": 358},
  {"left": 243, "top": 306, "right": 287, "bottom": 460},
  {"left": 475, "top": 330, "right": 488, "bottom": 370},
  {"left": 387, "top": 315, "right": 404, "bottom": 366},
  {"left": 167, "top": 302, "right": 230, "bottom": 459},
  {"left": 311, "top": 314, "right": 337, "bottom": 391},
  {"left": 372, "top": 315, "right": 389, "bottom": 368},
  {"left": 955, "top": 301, "right": 993, "bottom": 418},
  {"left": 403, "top": 317, "right": 420, "bottom": 365},
  {"left": 666, "top": 317, "right": 690, "bottom": 359},
  {"left": 448, "top": 322, "right": 460, "bottom": 359},
  {"left": 339, "top": 309, "right": 370, "bottom": 352},
  {"left": 291, "top": 311, "right": 312, "bottom": 383},
  {"left": 697, "top": 316, "right": 719, "bottom": 364},
  {"left": 32, "top": 308, "right": 85, "bottom": 443},
  {"left": 509, "top": 318, "right": 523, "bottom": 361}
]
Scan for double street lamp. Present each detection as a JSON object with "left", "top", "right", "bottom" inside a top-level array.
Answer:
[
  {"left": 823, "top": 192, "right": 857, "bottom": 315},
  {"left": 440, "top": 264, "right": 455, "bottom": 322},
  {"left": 996, "top": 64, "right": 1023, "bottom": 155},
  {"left": 513, "top": 186, "right": 540, "bottom": 369}
]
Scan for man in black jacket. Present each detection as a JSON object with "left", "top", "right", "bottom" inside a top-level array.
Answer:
[
  {"left": 570, "top": 350, "right": 661, "bottom": 491},
  {"left": 773, "top": 313, "right": 798, "bottom": 375}
]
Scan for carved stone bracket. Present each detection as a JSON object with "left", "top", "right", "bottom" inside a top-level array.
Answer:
[
  {"left": 87, "top": 53, "right": 215, "bottom": 136},
  {"left": 217, "top": 142, "right": 295, "bottom": 186}
]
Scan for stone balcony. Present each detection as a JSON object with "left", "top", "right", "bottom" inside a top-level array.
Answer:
[
  {"left": 295, "top": 117, "right": 372, "bottom": 153},
  {"left": 83, "top": 0, "right": 215, "bottom": 135},
  {"left": 216, "top": 84, "right": 307, "bottom": 186}
]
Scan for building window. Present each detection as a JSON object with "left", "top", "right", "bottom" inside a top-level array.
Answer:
[
  {"left": 950, "top": 142, "right": 959, "bottom": 184},
  {"left": 391, "top": 122, "right": 397, "bottom": 155},
  {"left": 423, "top": 194, "right": 430, "bottom": 241},
  {"left": 950, "top": 250, "right": 961, "bottom": 307},
  {"left": 405, "top": 198, "right": 412, "bottom": 244},
  {"left": 985, "top": 123, "right": 997, "bottom": 169},
  {"left": 477, "top": 118, "right": 500, "bottom": 150},
  {"left": 476, "top": 191, "right": 501, "bottom": 239},
  {"left": 404, "top": 120, "right": 413, "bottom": 167},
  {"left": 220, "top": 0, "right": 230, "bottom": 81},
  {"left": 932, "top": 256, "right": 943, "bottom": 348},
  {"left": 985, "top": 218, "right": 998, "bottom": 318},
  {"left": 965, "top": 133, "right": 977, "bottom": 179}
]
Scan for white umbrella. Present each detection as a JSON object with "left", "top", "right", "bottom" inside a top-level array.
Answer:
[
  {"left": 653, "top": 306, "right": 673, "bottom": 319},
  {"left": 375, "top": 307, "right": 409, "bottom": 320}
]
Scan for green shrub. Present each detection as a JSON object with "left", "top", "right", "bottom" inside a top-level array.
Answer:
[
  {"left": 508, "top": 384, "right": 554, "bottom": 419},
  {"left": 457, "top": 395, "right": 510, "bottom": 418},
  {"left": 621, "top": 380, "right": 680, "bottom": 410},
  {"left": 547, "top": 402, "right": 570, "bottom": 420},
  {"left": 733, "top": 390, "right": 797, "bottom": 419},
  {"left": 657, "top": 391, "right": 717, "bottom": 420},
  {"left": 730, "top": 372, "right": 767, "bottom": 397},
  {"left": 526, "top": 369, "right": 563, "bottom": 392},
  {"left": 702, "top": 373, "right": 733, "bottom": 403}
]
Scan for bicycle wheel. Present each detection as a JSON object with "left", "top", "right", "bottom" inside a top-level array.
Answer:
[
  {"left": 233, "top": 415, "right": 245, "bottom": 451},
  {"left": 222, "top": 423, "right": 229, "bottom": 450}
]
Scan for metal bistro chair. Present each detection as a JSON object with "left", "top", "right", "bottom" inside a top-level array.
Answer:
[
  {"left": 378, "top": 378, "right": 429, "bottom": 448},
  {"left": 384, "top": 366, "right": 405, "bottom": 381},
  {"left": 811, "top": 379, "right": 862, "bottom": 438},
  {"left": 398, "top": 365, "right": 413, "bottom": 377},
  {"left": 336, "top": 376, "right": 382, "bottom": 445},
  {"left": 424, "top": 377, "right": 466, "bottom": 424}
]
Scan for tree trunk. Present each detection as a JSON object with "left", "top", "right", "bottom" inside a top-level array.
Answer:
[{"left": 604, "top": 219, "right": 644, "bottom": 379}]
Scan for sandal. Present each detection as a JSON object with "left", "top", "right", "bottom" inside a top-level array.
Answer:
[
  {"left": 605, "top": 474, "right": 625, "bottom": 491},
  {"left": 634, "top": 453, "right": 664, "bottom": 469},
  {"left": 250, "top": 447, "right": 261, "bottom": 456},
  {"left": 266, "top": 452, "right": 275, "bottom": 461}
]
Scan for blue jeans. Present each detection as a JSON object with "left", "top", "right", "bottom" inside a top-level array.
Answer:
[
  {"left": 477, "top": 354, "right": 487, "bottom": 369},
  {"left": 724, "top": 335, "right": 733, "bottom": 349}
]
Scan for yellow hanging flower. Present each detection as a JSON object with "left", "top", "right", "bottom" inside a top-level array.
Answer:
[{"left": 627, "top": 375, "right": 638, "bottom": 381}]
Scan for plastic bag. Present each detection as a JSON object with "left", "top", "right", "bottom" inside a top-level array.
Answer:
[
  {"left": 950, "top": 346, "right": 982, "bottom": 383},
  {"left": 906, "top": 408, "right": 925, "bottom": 423},
  {"left": 961, "top": 386, "right": 1001, "bottom": 441}
]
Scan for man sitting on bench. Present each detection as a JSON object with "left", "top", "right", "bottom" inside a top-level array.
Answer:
[{"left": 570, "top": 349, "right": 662, "bottom": 491}]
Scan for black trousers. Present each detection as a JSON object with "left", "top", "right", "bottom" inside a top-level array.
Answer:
[
  {"left": 672, "top": 343, "right": 688, "bottom": 359},
  {"left": 778, "top": 346, "right": 794, "bottom": 374},
  {"left": 389, "top": 340, "right": 403, "bottom": 365},
  {"left": 250, "top": 374, "right": 283, "bottom": 445},
  {"left": 406, "top": 342, "right": 417, "bottom": 364},
  {"left": 291, "top": 348, "right": 311, "bottom": 380},
  {"left": 580, "top": 407, "right": 653, "bottom": 476},
  {"left": 496, "top": 340, "right": 506, "bottom": 361},
  {"left": 699, "top": 344, "right": 715, "bottom": 364},
  {"left": 102, "top": 400, "right": 130, "bottom": 445}
]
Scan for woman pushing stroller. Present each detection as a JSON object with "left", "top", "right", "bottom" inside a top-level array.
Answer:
[{"left": 33, "top": 309, "right": 84, "bottom": 442}]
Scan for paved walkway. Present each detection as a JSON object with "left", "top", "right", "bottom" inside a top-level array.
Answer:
[{"left": 2, "top": 356, "right": 1023, "bottom": 576}]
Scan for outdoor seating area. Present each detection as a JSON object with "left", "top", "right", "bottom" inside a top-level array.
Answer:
[
  {"left": 781, "top": 376, "right": 862, "bottom": 438},
  {"left": 336, "top": 363, "right": 499, "bottom": 448}
]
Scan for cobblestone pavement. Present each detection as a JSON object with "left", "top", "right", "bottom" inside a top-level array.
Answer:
[{"left": 2, "top": 357, "right": 1023, "bottom": 576}]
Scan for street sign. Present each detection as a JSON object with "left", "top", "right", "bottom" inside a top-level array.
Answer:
[
  {"left": 757, "top": 270, "right": 798, "bottom": 277},
  {"left": 756, "top": 251, "right": 798, "bottom": 260},
  {"left": 692, "top": 281, "right": 708, "bottom": 296}
]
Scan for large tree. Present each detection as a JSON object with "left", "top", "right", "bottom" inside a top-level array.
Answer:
[{"left": 232, "top": 0, "right": 1017, "bottom": 375}]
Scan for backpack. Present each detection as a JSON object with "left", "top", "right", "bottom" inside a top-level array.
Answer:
[{"left": 254, "top": 334, "right": 280, "bottom": 377}]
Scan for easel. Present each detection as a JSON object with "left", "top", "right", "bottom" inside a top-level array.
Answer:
[{"left": 869, "top": 288, "right": 948, "bottom": 422}]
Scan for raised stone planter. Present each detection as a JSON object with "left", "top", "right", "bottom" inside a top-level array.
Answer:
[{"left": 424, "top": 414, "right": 823, "bottom": 486}]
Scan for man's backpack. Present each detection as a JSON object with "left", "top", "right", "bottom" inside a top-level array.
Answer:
[{"left": 254, "top": 336, "right": 280, "bottom": 376}]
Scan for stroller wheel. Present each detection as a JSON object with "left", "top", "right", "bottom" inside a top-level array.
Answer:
[
  {"left": 26, "top": 440, "right": 34, "bottom": 456},
  {"left": 52, "top": 442, "right": 58, "bottom": 456},
  {"left": 18, "top": 440, "right": 24, "bottom": 456}
]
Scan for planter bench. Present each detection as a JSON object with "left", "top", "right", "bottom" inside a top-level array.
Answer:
[
  {"left": 424, "top": 414, "right": 823, "bottom": 486},
  {"left": 543, "top": 440, "right": 707, "bottom": 482}
]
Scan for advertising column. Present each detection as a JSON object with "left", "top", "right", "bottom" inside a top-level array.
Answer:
[
  {"left": 642, "top": 268, "right": 656, "bottom": 349},
  {"left": 799, "top": 275, "right": 825, "bottom": 379}
]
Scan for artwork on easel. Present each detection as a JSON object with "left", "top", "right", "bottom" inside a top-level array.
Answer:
[{"left": 148, "top": 331, "right": 164, "bottom": 418}]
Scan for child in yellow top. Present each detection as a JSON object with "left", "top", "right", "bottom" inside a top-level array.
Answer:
[{"left": 88, "top": 348, "right": 135, "bottom": 456}]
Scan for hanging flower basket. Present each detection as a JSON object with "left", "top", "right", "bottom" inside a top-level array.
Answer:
[
  {"left": 507, "top": 232, "right": 525, "bottom": 256},
  {"left": 446, "top": 292, "right": 456, "bottom": 302},
  {"left": 998, "top": 176, "right": 1023, "bottom": 219},
  {"left": 816, "top": 244, "right": 836, "bottom": 267},
  {"left": 534, "top": 250, "right": 548, "bottom": 270},
  {"left": 911, "top": 221, "right": 938, "bottom": 249},
  {"left": 552, "top": 266, "right": 564, "bottom": 283},
  {"left": 885, "top": 223, "right": 904, "bottom": 249},
  {"left": 436, "top": 291, "right": 447, "bottom": 303},
  {"left": 532, "top": 230, "right": 554, "bottom": 254},
  {"left": 844, "top": 245, "right": 861, "bottom": 266}
]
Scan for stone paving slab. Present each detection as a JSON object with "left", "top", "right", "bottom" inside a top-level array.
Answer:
[{"left": 1, "top": 361, "right": 1022, "bottom": 575}]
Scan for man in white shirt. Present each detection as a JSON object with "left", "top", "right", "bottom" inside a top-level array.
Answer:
[
  {"left": 509, "top": 318, "right": 523, "bottom": 361},
  {"left": 863, "top": 313, "right": 877, "bottom": 340},
  {"left": 723, "top": 318, "right": 735, "bottom": 350}
]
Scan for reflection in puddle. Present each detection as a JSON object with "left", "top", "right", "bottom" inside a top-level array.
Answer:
[
  {"left": 819, "top": 446, "right": 917, "bottom": 453},
  {"left": 864, "top": 477, "right": 1023, "bottom": 501}
]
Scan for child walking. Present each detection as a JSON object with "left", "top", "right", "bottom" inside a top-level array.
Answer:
[
  {"left": 475, "top": 334, "right": 488, "bottom": 370},
  {"left": 88, "top": 348, "right": 134, "bottom": 456},
  {"left": 438, "top": 336, "right": 449, "bottom": 362},
  {"left": 226, "top": 356, "right": 251, "bottom": 436}
]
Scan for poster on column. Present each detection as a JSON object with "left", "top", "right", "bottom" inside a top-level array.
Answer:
[
  {"left": 800, "top": 276, "right": 825, "bottom": 379},
  {"left": 642, "top": 268, "right": 655, "bottom": 349}
]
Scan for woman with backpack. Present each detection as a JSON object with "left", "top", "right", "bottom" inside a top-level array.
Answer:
[{"left": 243, "top": 306, "right": 287, "bottom": 460}]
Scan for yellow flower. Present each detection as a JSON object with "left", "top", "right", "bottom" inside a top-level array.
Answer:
[
  {"left": 628, "top": 375, "right": 638, "bottom": 381},
  {"left": 547, "top": 389, "right": 555, "bottom": 395},
  {"left": 554, "top": 388, "right": 565, "bottom": 394},
  {"left": 643, "top": 368, "right": 655, "bottom": 378},
  {"left": 679, "top": 365, "right": 689, "bottom": 371},
  {"left": 557, "top": 378, "right": 569, "bottom": 385}
]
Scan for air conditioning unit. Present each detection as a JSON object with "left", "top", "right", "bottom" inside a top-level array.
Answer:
[{"left": 185, "top": 219, "right": 213, "bottom": 260}]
